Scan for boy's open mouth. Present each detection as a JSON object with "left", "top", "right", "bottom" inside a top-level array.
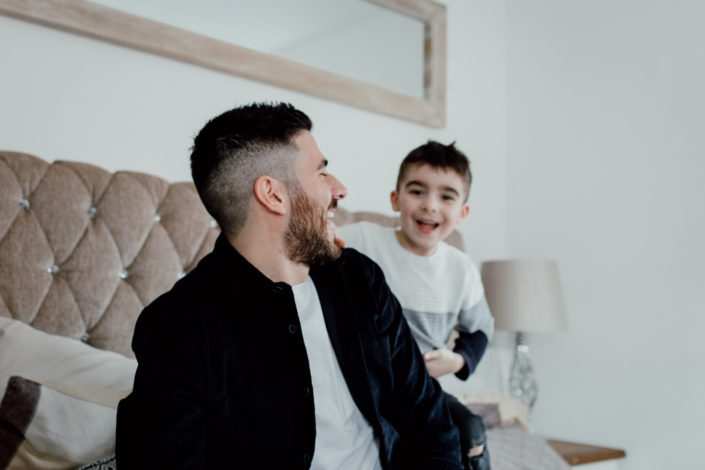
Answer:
[{"left": 416, "top": 219, "right": 439, "bottom": 234}]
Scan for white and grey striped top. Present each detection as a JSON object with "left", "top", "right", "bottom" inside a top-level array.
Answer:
[{"left": 339, "top": 222, "right": 494, "bottom": 360}]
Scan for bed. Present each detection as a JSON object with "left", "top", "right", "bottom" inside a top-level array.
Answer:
[{"left": 0, "top": 151, "right": 570, "bottom": 469}]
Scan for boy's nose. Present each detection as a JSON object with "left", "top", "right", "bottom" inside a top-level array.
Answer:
[{"left": 422, "top": 197, "right": 438, "bottom": 212}]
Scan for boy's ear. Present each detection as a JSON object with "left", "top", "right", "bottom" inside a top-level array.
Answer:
[
  {"left": 458, "top": 204, "right": 470, "bottom": 222},
  {"left": 390, "top": 190, "right": 400, "bottom": 212},
  {"left": 253, "top": 175, "right": 288, "bottom": 215}
]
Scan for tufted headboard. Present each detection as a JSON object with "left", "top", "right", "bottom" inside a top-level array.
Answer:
[
  {"left": 0, "top": 151, "right": 220, "bottom": 356},
  {"left": 0, "top": 151, "right": 464, "bottom": 358}
]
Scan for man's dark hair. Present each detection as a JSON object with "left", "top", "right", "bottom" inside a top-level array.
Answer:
[
  {"left": 396, "top": 140, "right": 472, "bottom": 202},
  {"left": 191, "top": 102, "right": 312, "bottom": 236}
]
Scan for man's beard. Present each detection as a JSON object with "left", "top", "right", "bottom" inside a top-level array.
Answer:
[{"left": 284, "top": 189, "right": 341, "bottom": 266}]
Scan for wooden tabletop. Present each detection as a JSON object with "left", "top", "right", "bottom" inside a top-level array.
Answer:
[{"left": 547, "top": 439, "right": 626, "bottom": 465}]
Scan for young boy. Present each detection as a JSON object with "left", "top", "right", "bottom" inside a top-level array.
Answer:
[{"left": 338, "top": 141, "right": 494, "bottom": 470}]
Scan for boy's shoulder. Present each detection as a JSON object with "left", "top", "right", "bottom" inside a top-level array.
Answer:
[
  {"left": 340, "top": 219, "right": 394, "bottom": 234},
  {"left": 436, "top": 241, "right": 481, "bottom": 276},
  {"left": 339, "top": 220, "right": 395, "bottom": 247}
]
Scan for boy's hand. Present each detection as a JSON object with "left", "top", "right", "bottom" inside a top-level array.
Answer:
[{"left": 423, "top": 349, "right": 465, "bottom": 379}]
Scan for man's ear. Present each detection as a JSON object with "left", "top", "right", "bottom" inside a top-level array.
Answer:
[
  {"left": 253, "top": 175, "right": 288, "bottom": 215},
  {"left": 390, "top": 190, "right": 400, "bottom": 212}
]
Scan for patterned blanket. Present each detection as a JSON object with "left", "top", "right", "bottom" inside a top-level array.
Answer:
[
  {"left": 487, "top": 426, "right": 571, "bottom": 470},
  {"left": 76, "top": 427, "right": 570, "bottom": 470}
]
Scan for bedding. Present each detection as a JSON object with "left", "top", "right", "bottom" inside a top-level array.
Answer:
[
  {"left": 0, "top": 317, "right": 137, "bottom": 398},
  {"left": 0, "top": 376, "right": 125, "bottom": 469},
  {"left": 486, "top": 426, "right": 570, "bottom": 470},
  {"left": 0, "top": 317, "right": 135, "bottom": 469},
  {"left": 0, "top": 151, "right": 570, "bottom": 470}
]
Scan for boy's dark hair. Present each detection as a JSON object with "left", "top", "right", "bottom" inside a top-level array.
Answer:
[
  {"left": 396, "top": 140, "right": 472, "bottom": 202},
  {"left": 190, "top": 102, "right": 312, "bottom": 236}
]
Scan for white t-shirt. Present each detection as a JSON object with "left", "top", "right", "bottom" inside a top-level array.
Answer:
[{"left": 292, "top": 276, "right": 383, "bottom": 470}]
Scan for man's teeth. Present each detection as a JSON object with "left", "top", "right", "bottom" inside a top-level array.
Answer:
[{"left": 328, "top": 211, "right": 335, "bottom": 218}]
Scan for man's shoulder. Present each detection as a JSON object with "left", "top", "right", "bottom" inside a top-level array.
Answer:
[
  {"left": 135, "top": 251, "right": 228, "bottom": 328},
  {"left": 323, "top": 247, "right": 392, "bottom": 298},
  {"left": 327, "top": 248, "right": 400, "bottom": 334},
  {"left": 336, "top": 246, "right": 384, "bottom": 278}
]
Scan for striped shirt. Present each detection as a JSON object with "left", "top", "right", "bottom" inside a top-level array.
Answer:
[{"left": 339, "top": 222, "right": 494, "bottom": 378}]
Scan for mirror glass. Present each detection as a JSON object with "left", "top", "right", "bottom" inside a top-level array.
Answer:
[{"left": 91, "top": 0, "right": 425, "bottom": 98}]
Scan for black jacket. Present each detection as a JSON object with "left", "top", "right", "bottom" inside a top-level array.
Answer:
[{"left": 116, "top": 235, "right": 462, "bottom": 469}]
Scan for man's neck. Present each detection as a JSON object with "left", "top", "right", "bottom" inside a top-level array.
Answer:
[{"left": 227, "top": 228, "right": 309, "bottom": 285}]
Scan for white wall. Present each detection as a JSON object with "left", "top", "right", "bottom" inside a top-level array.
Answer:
[
  {"left": 0, "top": 0, "right": 507, "bottom": 264},
  {"left": 506, "top": 1, "right": 705, "bottom": 468}
]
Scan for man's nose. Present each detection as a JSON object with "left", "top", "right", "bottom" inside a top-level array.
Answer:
[{"left": 329, "top": 174, "right": 348, "bottom": 200}]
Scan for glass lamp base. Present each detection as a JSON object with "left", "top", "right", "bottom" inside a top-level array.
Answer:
[{"left": 508, "top": 332, "right": 538, "bottom": 409}]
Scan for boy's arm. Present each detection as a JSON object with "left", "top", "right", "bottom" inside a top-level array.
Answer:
[
  {"left": 453, "top": 296, "right": 494, "bottom": 380},
  {"left": 451, "top": 330, "right": 490, "bottom": 379},
  {"left": 422, "top": 348, "right": 464, "bottom": 378},
  {"left": 421, "top": 331, "right": 490, "bottom": 380}
]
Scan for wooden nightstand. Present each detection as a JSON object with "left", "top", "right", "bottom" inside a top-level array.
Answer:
[{"left": 547, "top": 440, "right": 626, "bottom": 469}]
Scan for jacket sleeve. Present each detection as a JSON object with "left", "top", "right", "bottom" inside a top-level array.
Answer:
[
  {"left": 368, "top": 260, "right": 464, "bottom": 470},
  {"left": 116, "top": 296, "right": 208, "bottom": 469}
]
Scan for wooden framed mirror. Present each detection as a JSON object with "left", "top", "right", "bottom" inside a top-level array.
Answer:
[{"left": 0, "top": 0, "right": 446, "bottom": 127}]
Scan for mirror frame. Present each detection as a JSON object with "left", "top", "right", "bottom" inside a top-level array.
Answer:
[{"left": 0, "top": 0, "right": 446, "bottom": 127}]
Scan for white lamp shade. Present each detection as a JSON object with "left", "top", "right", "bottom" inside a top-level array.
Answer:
[{"left": 481, "top": 259, "right": 568, "bottom": 332}]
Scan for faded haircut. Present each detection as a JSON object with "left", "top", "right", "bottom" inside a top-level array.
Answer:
[
  {"left": 190, "top": 102, "right": 312, "bottom": 236},
  {"left": 396, "top": 140, "right": 472, "bottom": 202}
]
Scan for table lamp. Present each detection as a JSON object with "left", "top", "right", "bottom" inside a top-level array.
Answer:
[{"left": 480, "top": 259, "right": 568, "bottom": 410}]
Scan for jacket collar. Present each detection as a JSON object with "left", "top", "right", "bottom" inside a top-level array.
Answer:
[
  {"left": 310, "top": 254, "right": 376, "bottom": 422},
  {"left": 209, "top": 234, "right": 288, "bottom": 294}
]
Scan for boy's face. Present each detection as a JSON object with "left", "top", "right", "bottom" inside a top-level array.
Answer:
[{"left": 391, "top": 163, "right": 469, "bottom": 256}]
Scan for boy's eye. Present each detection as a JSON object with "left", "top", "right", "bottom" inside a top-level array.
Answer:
[
  {"left": 409, "top": 189, "right": 423, "bottom": 196},
  {"left": 442, "top": 194, "right": 456, "bottom": 201}
]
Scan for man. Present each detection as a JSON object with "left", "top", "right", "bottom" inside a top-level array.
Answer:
[{"left": 116, "top": 102, "right": 462, "bottom": 469}]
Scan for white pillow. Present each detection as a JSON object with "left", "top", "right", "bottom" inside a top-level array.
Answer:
[
  {"left": 0, "top": 376, "right": 128, "bottom": 469},
  {"left": 0, "top": 317, "right": 137, "bottom": 398},
  {"left": 0, "top": 317, "right": 136, "bottom": 470}
]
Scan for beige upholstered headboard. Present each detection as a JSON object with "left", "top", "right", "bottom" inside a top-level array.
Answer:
[
  {"left": 0, "top": 152, "right": 219, "bottom": 356},
  {"left": 0, "top": 151, "right": 464, "bottom": 358}
]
